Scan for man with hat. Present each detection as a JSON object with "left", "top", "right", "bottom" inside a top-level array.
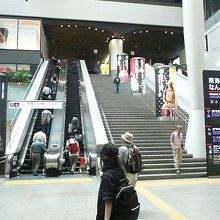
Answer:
[
  {"left": 119, "top": 132, "right": 139, "bottom": 187},
  {"left": 170, "top": 125, "right": 184, "bottom": 174}
]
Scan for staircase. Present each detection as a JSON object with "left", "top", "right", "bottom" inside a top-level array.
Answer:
[{"left": 90, "top": 74, "right": 207, "bottom": 180}]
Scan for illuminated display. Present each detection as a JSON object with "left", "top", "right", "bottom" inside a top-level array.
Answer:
[{"left": 203, "top": 70, "right": 220, "bottom": 175}]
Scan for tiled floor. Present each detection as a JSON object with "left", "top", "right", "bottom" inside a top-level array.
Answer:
[{"left": 0, "top": 175, "right": 220, "bottom": 220}]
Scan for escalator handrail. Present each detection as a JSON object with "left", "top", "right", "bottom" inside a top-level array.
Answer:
[{"left": 10, "top": 58, "right": 44, "bottom": 130}]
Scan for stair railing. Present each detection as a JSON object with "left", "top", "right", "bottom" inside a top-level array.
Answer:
[{"left": 99, "top": 105, "right": 114, "bottom": 144}]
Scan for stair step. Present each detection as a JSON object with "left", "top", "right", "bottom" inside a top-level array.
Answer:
[{"left": 138, "top": 172, "right": 207, "bottom": 180}]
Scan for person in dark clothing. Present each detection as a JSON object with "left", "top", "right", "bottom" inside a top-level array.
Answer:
[
  {"left": 96, "top": 143, "right": 126, "bottom": 220},
  {"left": 113, "top": 75, "right": 120, "bottom": 93},
  {"left": 30, "top": 139, "right": 47, "bottom": 176}
]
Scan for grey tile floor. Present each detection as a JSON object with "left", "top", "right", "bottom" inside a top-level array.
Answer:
[{"left": 0, "top": 175, "right": 220, "bottom": 220}]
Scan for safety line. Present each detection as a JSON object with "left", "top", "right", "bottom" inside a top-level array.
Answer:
[
  {"left": 2, "top": 177, "right": 93, "bottom": 185},
  {"left": 136, "top": 184, "right": 189, "bottom": 220}
]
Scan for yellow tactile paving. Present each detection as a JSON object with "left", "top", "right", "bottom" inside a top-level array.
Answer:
[
  {"left": 2, "top": 177, "right": 93, "bottom": 186},
  {"left": 136, "top": 184, "right": 188, "bottom": 220},
  {"left": 135, "top": 178, "right": 220, "bottom": 220},
  {"left": 137, "top": 178, "right": 220, "bottom": 187}
]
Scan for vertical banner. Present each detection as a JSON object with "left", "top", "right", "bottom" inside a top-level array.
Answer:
[
  {"left": 155, "top": 67, "right": 170, "bottom": 117},
  {"left": 203, "top": 70, "right": 220, "bottom": 176},
  {"left": 130, "top": 57, "right": 145, "bottom": 92},
  {"left": 117, "top": 53, "right": 129, "bottom": 81},
  {"left": 0, "top": 73, "right": 7, "bottom": 175}
]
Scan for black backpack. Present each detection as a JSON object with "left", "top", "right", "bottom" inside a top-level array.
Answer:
[
  {"left": 125, "top": 146, "right": 143, "bottom": 174},
  {"left": 114, "top": 178, "right": 140, "bottom": 220}
]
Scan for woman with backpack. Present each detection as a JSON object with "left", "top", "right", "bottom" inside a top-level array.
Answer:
[{"left": 96, "top": 143, "right": 139, "bottom": 220}]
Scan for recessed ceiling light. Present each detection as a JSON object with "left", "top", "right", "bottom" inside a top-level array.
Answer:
[
  {"left": 112, "top": 35, "right": 114, "bottom": 38},
  {"left": 121, "top": 36, "right": 124, "bottom": 39},
  {"left": 88, "top": 27, "right": 91, "bottom": 29},
  {"left": 165, "top": 31, "right": 167, "bottom": 34},
  {"left": 146, "top": 30, "right": 148, "bottom": 33},
  {"left": 102, "top": 30, "right": 104, "bottom": 32},
  {"left": 68, "top": 24, "right": 71, "bottom": 27},
  {"left": 61, "top": 24, "right": 63, "bottom": 27},
  {"left": 171, "top": 32, "right": 174, "bottom": 34},
  {"left": 140, "top": 31, "right": 142, "bottom": 33},
  {"left": 75, "top": 25, "right": 77, "bottom": 28},
  {"left": 134, "top": 32, "right": 136, "bottom": 34},
  {"left": 95, "top": 28, "right": 98, "bottom": 31},
  {"left": 107, "top": 38, "right": 109, "bottom": 40}
]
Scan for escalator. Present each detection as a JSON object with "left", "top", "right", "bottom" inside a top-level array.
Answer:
[
  {"left": 63, "top": 61, "right": 82, "bottom": 173},
  {"left": 17, "top": 62, "right": 59, "bottom": 175}
]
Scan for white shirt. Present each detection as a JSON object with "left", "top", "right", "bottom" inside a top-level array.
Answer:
[
  {"left": 170, "top": 131, "right": 183, "bottom": 149},
  {"left": 33, "top": 131, "right": 47, "bottom": 145},
  {"left": 42, "top": 86, "right": 51, "bottom": 95}
]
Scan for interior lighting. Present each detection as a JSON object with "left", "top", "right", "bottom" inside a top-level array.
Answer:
[
  {"left": 165, "top": 31, "right": 167, "bottom": 34},
  {"left": 60, "top": 24, "right": 63, "bottom": 27},
  {"left": 171, "top": 32, "right": 174, "bottom": 34},
  {"left": 75, "top": 25, "right": 77, "bottom": 28},
  {"left": 146, "top": 30, "right": 148, "bottom": 33},
  {"left": 88, "top": 27, "right": 91, "bottom": 29},
  {"left": 140, "top": 31, "right": 142, "bottom": 33},
  {"left": 95, "top": 28, "right": 98, "bottom": 31},
  {"left": 134, "top": 31, "right": 136, "bottom": 34},
  {"left": 68, "top": 24, "right": 70, "bottom": 27},
  {"left": 112, "top": 35, "right": 114, "bottom": 38},
  {"left": 102, "top": 30, "right": 104, "bottom": 32}
]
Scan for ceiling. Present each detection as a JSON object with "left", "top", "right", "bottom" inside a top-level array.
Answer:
[{"left": 43, "top": 14, "right": 184, "bottom": 70}]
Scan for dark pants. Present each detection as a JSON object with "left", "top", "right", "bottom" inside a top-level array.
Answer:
[
  {"left": 32, "top": 153, "right": 41, "bottom": 175},
  {"left": 115, "top": 84, "right": 120, "bottom": 93}
]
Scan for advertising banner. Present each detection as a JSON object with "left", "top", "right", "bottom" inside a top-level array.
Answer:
[
  {"left": 155, "top": 67, "right": 176, "bottom": 117},
  {"left": 0, "top": 18, "right": 18, "bottom": 49},
  {"left": 117, "top": 53, "right": 129, "bottom": 81},
  {"left": 0, "top": 18, "right": 41, "bottom": 51},
  {"left": 203, "top": 70, "right": 220, "bottom": 176},
  {"left": 130, "top": 57, "right": 145, "bottom": 92},
  {"left": 18, "top": 19, "right": 41, "bottom": 50}
]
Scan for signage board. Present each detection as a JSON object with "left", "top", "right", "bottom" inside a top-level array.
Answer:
[
  {"left": 8, "top": 100, "right": 63, "bottom": 109},
  {"left": 203, "top": 70, "right": 220, "bottom": 176}
]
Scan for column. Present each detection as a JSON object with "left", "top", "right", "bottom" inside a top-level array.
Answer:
[
  {"left": 183, "top": 0, "right": 206, "bottom": 158},
  {"left": 109, "top": 38, "right": 123, "bottom": 76}
]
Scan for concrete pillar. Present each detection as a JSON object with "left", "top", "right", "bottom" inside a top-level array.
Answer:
[
  {"left": 109, "top": 39, "right": 123, "bottom": 76},
  {"left": 183, "top": 0, "right": 206, "bottom": 158}
]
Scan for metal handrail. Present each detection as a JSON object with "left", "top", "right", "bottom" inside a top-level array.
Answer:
[
  {"left": 9, "top": 58, "right": 44, "bottom": 129},
  {"left": 100, "top": 105, "right": 114, "bottom": 144},
  {"left": 124, "top": 79, "right": 189, "bottom": 132}
]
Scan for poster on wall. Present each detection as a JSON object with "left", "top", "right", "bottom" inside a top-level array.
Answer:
[
  {"left": 0, "top": 18, "right": 18, "bottom": 49},
  {"left": 130, "top": 57, "right": 145, "bottom": 92},
  {"left": 203, "top": 70, "right": 220, "bottom": 176},
  {"left": 18, "top": 19, "right": 41, "bottom": 50},
  {"left": 117, "top": 53, "right": 129, "bottom": 81},
  {"left": 155, "top": 67, "right": 176, "bottom": 117}
]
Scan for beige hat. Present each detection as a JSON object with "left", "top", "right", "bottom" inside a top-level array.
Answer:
[{"left": 121, "top": 132, "right": 134, "bottom": 143}]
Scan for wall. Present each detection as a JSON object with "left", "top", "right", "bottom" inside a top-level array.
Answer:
[{"left": 0, "top": 0, "right": 183, "bottom": 27}]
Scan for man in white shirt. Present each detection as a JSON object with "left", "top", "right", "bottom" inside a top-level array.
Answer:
[
  {"left": 42, "top": 85, "right": 52, "bottom": 100},
  {"left": 33, "top": 127, "right": 47, "bottom": 146},
  {"left": 170, "top": 125, "right": 183, "bottom": 174},
  {"left": 41, "top": 109, "right": 54, "bottom": 136}
]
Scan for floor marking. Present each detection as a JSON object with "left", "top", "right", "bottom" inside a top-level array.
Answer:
[
  {"left": 2, "top": 178, "right": 93, "bottom": 186},
  {"left": 138, "top": 178, "right": 220, "bottom": 187},
  {"left": 136, "top": 184, "right": 189, "bottom": 220}
]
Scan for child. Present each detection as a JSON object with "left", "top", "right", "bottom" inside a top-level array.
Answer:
[{"left": 79, "top": 155, "right": 86, "bottom": 174}]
